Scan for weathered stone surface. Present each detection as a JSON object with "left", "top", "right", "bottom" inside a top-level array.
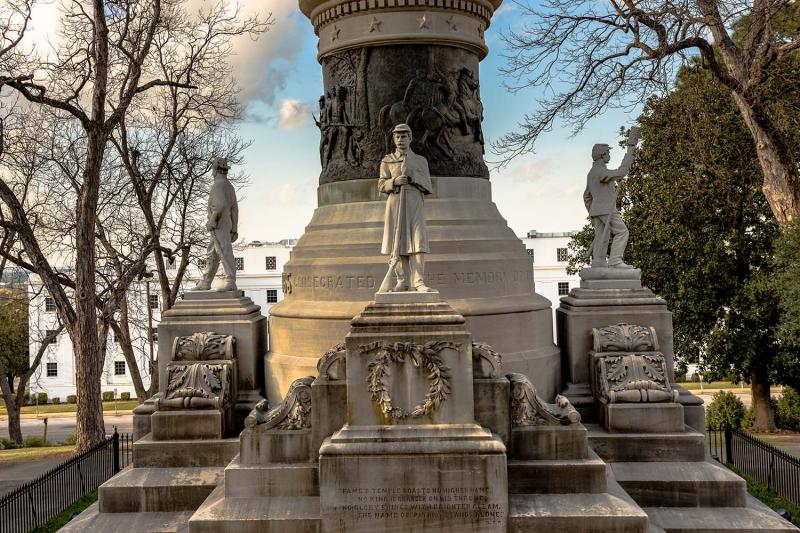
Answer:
[
  {"left": 644, "top": 505, "right": 797, "bottom": 532},
  {"left": 59, "top": 503, "right": 192, "bottom": 533},
  {"left": 223, "top": 457, "right": 319, "bottom": 498},
  {"left": 474, "top": 377, "right": 510, "bottom": 445},
  {"left": 611, "top": 461, "right": 746, "bottom": 508},
  {"left": 132, "top": 435, "right": 239, "bottom": 468},
  {"left": 311, "top": 377, "right": 347, "bottom": 456},
  {"left": 132, "top": 395, "right": 159, "bottom": 441},
  {"left": 507, "top": 492, "right": 648, "bottom": 533},
  {"left": 600, "top": 402, "right": 685, "bottom": 434},
  {"left": 509, "top": 425, "right": 588, "bottom": 460},
  {"left": 151, "top": 410, "right": 222, "bottom": 441},
  {"left": 98, "top": 466, "right": 223, "bottom": 513},
  {"left": 188, "top": 485, "right": 320, "bottom": 533},
  {"left": 239, "top": 426, "right": 313, "bottom": 465},
  {"left": 587, "top": 425, "right": 706, "bottom": 463},
  {"left": 507, "top": 450, "right": 606, "bottom": 495}
]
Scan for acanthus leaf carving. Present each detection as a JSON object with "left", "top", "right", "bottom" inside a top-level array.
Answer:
[
  {"left": 172, "top": 331, "right": 235, "bottom": 361},
  {"left": 595, "top": 353, "right": 678, "bottom": 403},
  {"left": 592, "top": 323, "right": 658, "bottom": 353},
  {"left": 317, "top": 342, "right": 346, "bottom": 381},
  {"left": 507, "top": 373, "right": 580, "bottom": 427},
  {"left": 245, "top": 376, "right": 315, "bottom": 430},
  {"left": 471, "top": 341, "right": 502, "bottom": 378}
]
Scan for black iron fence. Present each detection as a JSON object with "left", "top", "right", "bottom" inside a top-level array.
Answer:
[
  {"left": 0, "top": 428, "right": 132, "bottom": 533},
  {"left": 709, "top": 427, "right": 800, "bottom": 506}
]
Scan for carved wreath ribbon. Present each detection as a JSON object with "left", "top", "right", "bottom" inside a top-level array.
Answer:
[{"left": 362, "top": 341, "right": 456, "bottom": 420}]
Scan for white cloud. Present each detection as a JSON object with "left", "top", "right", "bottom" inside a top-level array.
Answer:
[
  {"left": 277, "top": 183, "right": 297, "bottom": 204},
  {"left": 277, "top": 99, "right": 311, "bottom": 129}
]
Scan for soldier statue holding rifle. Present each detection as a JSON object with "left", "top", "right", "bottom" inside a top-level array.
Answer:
[{"left": 378, "top": 124, "right": 434, "bottom": 293}]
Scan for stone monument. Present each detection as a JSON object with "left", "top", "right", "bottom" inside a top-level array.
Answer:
[
  {"left": 266, "top": 0, "right": 561, "bottom": 403},
  {"left": 378, "top": 123, "right": 434, "bottom": 293},
  {"left": 193, "top": 156, "right": 238, "bottom": 292}
]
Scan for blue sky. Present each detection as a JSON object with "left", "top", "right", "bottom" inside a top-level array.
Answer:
[{"left": 234, "top": 1, "right": 642, "bottom": 242}]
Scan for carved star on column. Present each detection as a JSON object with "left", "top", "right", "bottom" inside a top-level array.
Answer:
[
  {"left": 445, "top": 16, "right": 458, "bottom": 31},
  {"left": 369, "top": 16, "right": 382, "bottom": 33},
  {"left": 331, "top": 24, "right": 341, "bottom": 42},
  {"left": 418, "top": 14, "right": 430, "bottom": 30}
]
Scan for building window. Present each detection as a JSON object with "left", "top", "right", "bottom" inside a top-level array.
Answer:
[
  {"left": 148, "top": 294, "right": 159, "bottom": 310},
  {"left": 266, "top": 289, "right": 278, "bottom": 303},
  {"left": 265, "top": 256, "right": 277, "bottom": 270},
  {"left": 113, "top": 331, "right": 120, "bottom": 343},
  {"left": 235, "top": 257, "right": 244, "bottom": 271},
  {"left": 45, "top": 297, "right": 56, "bottom": 312},
  {"left": 198, "top": 258, "right": 207, "bottom": 270},
  {"left": 526, "top": 249, "right": 534, "bottom": 261},
  {"left": 114, "top": 361, "right": 126, "bottom": 376},
  {"left": 46, "top": 362, "right": 58, "bottom": 377},
  {"left": 558, "top": 282, "right": 570, "bottom": 296},
  {"left": 556, "top": 248, "right": 568, "bottom": 262},
  {"left": 149, "top": 329, "right": 158, "bottom": 343}
]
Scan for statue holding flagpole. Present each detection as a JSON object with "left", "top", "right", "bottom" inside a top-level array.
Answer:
[{"left": 378, "top": 124, "right": 434, "bottom": 293}]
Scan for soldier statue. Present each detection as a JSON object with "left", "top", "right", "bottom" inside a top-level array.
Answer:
[
  {"left": 584, "top": 127, "right": 641, "bottom": 268},
  {"left": 378, "top": 124, "right": 434, "bottom": 292},
  {"left": 193, "top": 157, "right": 239, "bottom": 291}
]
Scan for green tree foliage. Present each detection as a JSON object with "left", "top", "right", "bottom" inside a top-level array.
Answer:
[
  {"left": 0, "top": 288, "right": 28, "bottom": 383},
  {"left": 568, "top": 63, "right": 800, "bottom": 431},
  {"left": 706, "top": 391, "right": 746, "bottom": 430},
  {"left": 775, "top": 387, "right": 800, "bottom": 432}
]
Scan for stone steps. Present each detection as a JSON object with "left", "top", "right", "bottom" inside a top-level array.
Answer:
[
  {"left": 507, "top": 492, "right": 649, "bottom": 533},
  {"left": 508, "top": 449, "right": 607, "bottom": 494},
  {"left": 132, "top": 435, "right": 240, "bottom": 468},
  {"left": 188, "top": 485, "right": 320, "bottom": 533},
  {"left": 98, "top": 466, "right": 224, "bottom": 513},
  {"left": 645, "top": 506, "right": 797, "bottom": 532},
  {"left": 587, "top": 425, "right": 706, "bottom": 463},
  {"left": 59, "top": 502, "right": 192, "bottom": 532},
  {"left": 611, "top": 461, "right": 746, "bottom": 508},
  {"left": 223, "top": 457, "right": 319, "bottom": 498}
]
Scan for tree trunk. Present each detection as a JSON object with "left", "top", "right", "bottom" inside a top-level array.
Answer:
[
  {"left": 750, "top": 367, "right": 776, "bottom": 432},
  {"left": 109, "top": 314, "right": 148, "bottom": 402},
  {"left": 5, "top": 403, "right": 22, "bottom": 443},
  {"left": 731, "top": 92, "right": 800, "bottom": 226}
]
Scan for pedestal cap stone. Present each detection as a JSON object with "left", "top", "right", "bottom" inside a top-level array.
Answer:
[{"left": 579, "top": 267, "right": 642, "bottom": 289}]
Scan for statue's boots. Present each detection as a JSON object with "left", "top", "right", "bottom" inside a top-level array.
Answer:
[
  {"left": 219, "top": 278, "right": 237, "bottom": 291},
  {"left": 608, "top": 261, "right": 635, "bottom": 269},
  {"left": 414, "top": 283, "right": 435, "bottom": 292},
  {"left": 191, "top": 280, "right": 212, "bottom": 291}
]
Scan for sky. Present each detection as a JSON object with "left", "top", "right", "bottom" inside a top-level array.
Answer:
[{"left": 20, "top": 0, "right": 643, "bottom": 242}]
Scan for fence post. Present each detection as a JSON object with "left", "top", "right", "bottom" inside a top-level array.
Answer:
[
  {"left": 113, "top": 427, "right": 120, "bottom": 474},
  {"left": 724, "top": 425, "right": 733, "bottom": 464}
]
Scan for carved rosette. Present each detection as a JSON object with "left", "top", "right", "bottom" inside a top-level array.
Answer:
[
  {"left": 172, "top": 331, "right": 235, "bottom": 361},
  {"left": 595, "top": 353, "right": 678, "bottom": 403},
  {"left": 507, "top": 373, "right": 580, "bottom": 426},
  {"left": 361, "top": 341, "right": 456, "bottom": 420},
  {"left": 592, "top": 323, "right": 658, "bottom": 353},
  {"left": 245, "top": 376, "right": 315, "bottom": 429},
  {"left": 317, "top": 342, "right": 347, "bottom": 380},
  {"left": 471, "top": 341, "right": 502, "bottom": 378}
]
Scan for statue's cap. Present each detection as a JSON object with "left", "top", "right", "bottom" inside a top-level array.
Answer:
[
  {"left": 211, "top": 156, "right": 229, "bottom": 170},
  {"left": 592, "top": 144, "right": 611, "bottom": 160},
  {"left": 392, "top": 123, "right": 412, "bottom": 134}
]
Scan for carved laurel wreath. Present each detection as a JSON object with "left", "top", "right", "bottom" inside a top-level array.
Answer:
[{"left": 362, "top": 341, "right": 456, "bottom": 420}]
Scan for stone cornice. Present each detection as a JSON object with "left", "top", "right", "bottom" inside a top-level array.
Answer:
[{"left": 300, "top": 0, "right": 502, "bottom": 18}]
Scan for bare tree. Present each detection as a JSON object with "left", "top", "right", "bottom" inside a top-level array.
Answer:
[
  {"left": 498, "top": 0, "right": 800, "bottom": 226},
  {"left": 0, "top": 0, "right": 269, "bottom": 451}
]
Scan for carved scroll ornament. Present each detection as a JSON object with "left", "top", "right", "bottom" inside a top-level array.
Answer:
[
  {"left": 362, "top": 341, "right": 456, "bottom": 420},
  {"left": 317, "top": 343, "right": 346, "bottom": 381},
  {"left": 245, "top": 376, "right": 315, "bottom": 430},
  {"left": 595, "top": 353, "right": 678, "bottom": 403},
  {"left": 471, "top": 341, "right": 501, "bottom": 378},
  {"left": 507, "top": 373, "right": 580, "bottom": 427},
  {"left": 172, "top": 332, "right": 235, "bottom": 361},
  {"left": 161, "top": 362, "right": 232, "bottom": 410},
  {"left": 592, "top": 323, "right": 658, "bottom": 353}
]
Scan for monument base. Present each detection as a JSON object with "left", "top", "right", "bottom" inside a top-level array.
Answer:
[{"left": 319, "top": 425, "right": 508, "bottom": 533}]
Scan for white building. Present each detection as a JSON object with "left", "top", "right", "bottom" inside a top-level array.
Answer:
[
  {"left": 28, "top": 241, "right": 294, "bottom": 401},
  {"left": 522, "top": 230, "right": 580, "bottom": 337}
]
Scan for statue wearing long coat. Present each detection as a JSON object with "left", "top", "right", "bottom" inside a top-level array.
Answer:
[{"left": 379, "top": 149, "right": 432, "bottom": 257}]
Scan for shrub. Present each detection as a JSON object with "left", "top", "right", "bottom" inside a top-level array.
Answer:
[
  {"left": 22, "top": 436, "right": 50, "bottom": 447},
  {"left": 51, "top": 397, "right": 60, "bottom": 405},
  {"left": 120, "top": 392, "right": 131, "bottom": 401},
  {"left": 61, "top": 434, "right": 77, "bottom": 446},
  {"left": 674, "top": 373, "right": 686, "bottom": 383},
  {"left": 691, "top": 373, "right": 701, "bottom": 383},
  {"left": 706, "top": 390, "right": 746, "bottom": 430},
  {"left": 22, "top": 391, "right": 29, "bottom": 405},
  {"left": 775, "top": 387, "right": 800, "bottom": 431},
  {"left": 102, "top": 391, "right": 114, "bottom": 401},
  {"left": 742, "top": 407, "right": 755, "bottom": 429},
  {"left": 0, "top": 438, "right": 23, "bottom": 449},
  {"left": 67, "top": 395, "right": 77, "bottom": 404},
  {"left": 35, "top": 392, "right": 47, "bottom": 404}
]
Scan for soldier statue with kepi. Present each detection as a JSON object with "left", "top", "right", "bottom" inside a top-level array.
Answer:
[
  {"left": 193, "top": 157, "right": 239, "bottom": 291},
  {"left": 378, "top": 124, "right": 434, "bottom": 292},
  {"left": 584, "top": 127, "right": 641, "bottom": 268}
]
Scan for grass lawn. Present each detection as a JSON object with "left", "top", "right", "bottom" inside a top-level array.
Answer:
[
  {"left": 31, "top": 489, "right": 97, "bottom": 532},
  {"left": 0, "top": 400, "right": 139, "bottom": 417},
  {"left": 0, "top": 445, "right": 75, "bottom": 463},
  {"left": 680, "top": 381, "right": 747, "bottom": 391},
  {"left": 727, "top": 464, "right": 800, "bottom": 526}
]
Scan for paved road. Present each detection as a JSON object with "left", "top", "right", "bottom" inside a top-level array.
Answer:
[{"left": 0, "top": 414, "right": 133, "bottom": 443}]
